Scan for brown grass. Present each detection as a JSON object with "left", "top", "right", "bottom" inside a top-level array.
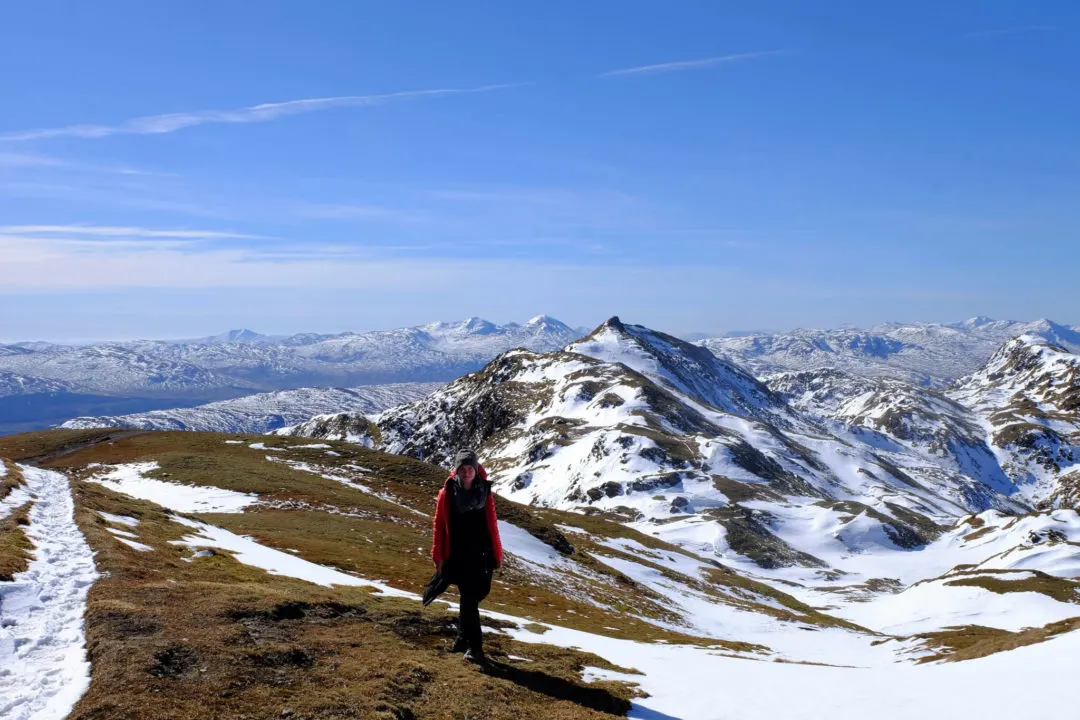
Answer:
[
  {"left": 71, "top": 478, "right": 643, "bottom": 719},
  {"left": 1, "top": 458, "right": 25, "bottom": 501},
  {"left": 0, "top": 428, "right": 126, "bottom": 464},
  {"left": 0, "top": 501, "right": 33, "bottom": 580},
  {"left": 913, "top": 617, "right": 1080, "bottom": 663},
  {"left": 944, "top": 570, "right": 1080, "bottom": 604}
]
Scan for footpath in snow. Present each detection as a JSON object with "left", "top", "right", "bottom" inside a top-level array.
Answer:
[{"left": 0, "top": 466, "right": 99, "bottom": 720}]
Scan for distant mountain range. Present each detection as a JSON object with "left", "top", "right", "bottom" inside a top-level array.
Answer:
[
  {"left": 0, "top": 316, "right": 580, "bottom": 434},
  {"left": 701, "top": 317, "right": 1080, "bottom": 387},
  {"left": 59, "top": 382, "right": 443, "bottom": 434},
  {"left": 6, "top": 314, "right": 1077, "bottom": 437}
]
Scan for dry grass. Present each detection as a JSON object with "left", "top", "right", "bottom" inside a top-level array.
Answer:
[
  {"left": 913, "top": 617, "right": 1080, "bottom": 663},
  {"left": 1, "top": 458, "right": 25, "bottom": 501},
  {"left": 71, "top": 476, "right": 642, "bottom": 719},
  {"left": 0, "top": 428, "right": 124, "bottom": 464},
  {"left": 944, "top": 569, "right": 1080, "bottom": 605},
  {"left": 0, "top": 500, "right": 33, "bottom": 581}
]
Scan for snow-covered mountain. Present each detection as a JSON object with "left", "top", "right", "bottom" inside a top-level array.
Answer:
[
  {"left": 703, "top": 317, "right": 1080, "bottom": 386},
  {"left": 276, "top": 316, "right": 1080, "bottom": 641},
  {"left": 768, "top": 335, "right": 1080, "bottom": 511},
  {"left": 0, "top": 316, "right": 577, "bottom": 434},
  {"left": 951, "top": 336, "right": 1080, "bottom": 507},
  {"left": 59, "top": 382, "right": 442, "bottom": 434},
  {"left": 0, "top": 371, "right": 69, "bottom": 397}
]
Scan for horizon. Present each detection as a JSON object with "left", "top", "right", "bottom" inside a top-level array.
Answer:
[
  {"left": 3, "top": 2, "right": 1079, "bottom": 340},
  {"left": 2, "top": 312, "right": 1076, "bottom": 346}
]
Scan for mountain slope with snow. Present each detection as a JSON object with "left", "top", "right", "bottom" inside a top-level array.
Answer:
[
  {"left": 59, "top": 382, "right": 443, "bottom": 434},
  {"left": 273, "top": 318, "right": 1080, "bottom": 648},
  {"left": 285, "top": 319, "right": 1080, "bottom": 588},
  {"left": 951, "top": 336, "right": 1080, "bottom": 507}
]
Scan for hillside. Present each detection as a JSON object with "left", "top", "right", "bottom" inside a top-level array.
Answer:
[{"left": 3, "top": 429, "right": 1080, "bottom": 719}]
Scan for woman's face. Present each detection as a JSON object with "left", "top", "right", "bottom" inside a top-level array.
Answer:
[{"left": 456, "top": 464, "right": 477, "bottom": 484}]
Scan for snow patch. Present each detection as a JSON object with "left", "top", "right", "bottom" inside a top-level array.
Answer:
[
  {"left": 169, "top": 517, "right": 413, "bottom": 597},
  {"left": 86, "top": 462, "right": 258, "bottom": 514}
]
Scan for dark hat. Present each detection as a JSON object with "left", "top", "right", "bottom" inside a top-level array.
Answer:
[{"left": 453, "top": 448, "right": 479, "bottom": 470}]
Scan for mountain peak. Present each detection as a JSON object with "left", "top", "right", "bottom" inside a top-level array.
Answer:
[
  {"left": 458, "top": 317, "right": 498, "bottom": 334},
  {"left": 568, "top": 317, "right": 781, "bottom": 419},
  {"left": 523, "top": 315, "right": 572, "bottom": 333},
  {"left": 600, "top": 316, "right": 625, "bottom": 332},
  {"left": 961, "top": 316, "right": 997, "bottom": 328},
  {"left": 207, "top": 329, "right": 264, "bottom": 344}
]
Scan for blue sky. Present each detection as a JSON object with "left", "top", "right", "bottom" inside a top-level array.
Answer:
[{"left": 1, "top": 1, "right": 1078, "bottom": 341}]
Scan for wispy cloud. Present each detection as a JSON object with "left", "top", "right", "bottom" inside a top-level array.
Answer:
[
  {"left": 0, "top": 84, "right": 521, "bottom": 142},
  {"left": 963, "top": 25, "right": 1057, "bottom": 39},
  {"left": 0, "top": 151, "right": 164, "bottom": 175},
  {"left": 0, "top": 224, "right": 268, "bottom": 241},
  {"left": 599, "top": 49, "right": 789, "bottom": 78}
]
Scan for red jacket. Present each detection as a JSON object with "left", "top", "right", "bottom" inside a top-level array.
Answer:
[{"left": 431, "top": 466, "right": 503, "bottom": 568}]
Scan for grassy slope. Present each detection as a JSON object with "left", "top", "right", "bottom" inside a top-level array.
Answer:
[
  {"left": 0, "top": 460, "right": 32, "bottom": 580},
  {"left": 0, "top": 430, "right": 646, "bottom": 719},
  {"left": 4, "top": 429, "right": 1080, "bottom": 713}
]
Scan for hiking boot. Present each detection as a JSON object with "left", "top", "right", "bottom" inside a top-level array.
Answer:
[
  {"left": 463, "top": 647, "right": 486, "bottom": 664},
  {"left": 449, "top": 636, "right": 468, "bottom": 653}
]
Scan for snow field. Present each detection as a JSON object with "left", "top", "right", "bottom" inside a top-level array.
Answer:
[{"left": 503, "top": 615, "right": 1080, "bottom": 720}]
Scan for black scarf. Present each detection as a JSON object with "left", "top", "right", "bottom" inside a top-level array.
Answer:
[{"left": 452, "top": 475, "right": 489, "bottom": 514}]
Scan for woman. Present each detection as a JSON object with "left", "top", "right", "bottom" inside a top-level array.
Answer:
[{"left": 431, "top": 448, "right": 503, "bottom": 663}]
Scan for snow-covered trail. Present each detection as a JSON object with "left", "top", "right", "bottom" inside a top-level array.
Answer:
[{"left": 0, "top": 466, "right": 99, "bottom": 720}]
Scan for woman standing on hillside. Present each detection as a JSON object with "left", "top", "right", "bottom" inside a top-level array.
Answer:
[{"left": 430, "top": 448, "right": 503, "bottom": 664}]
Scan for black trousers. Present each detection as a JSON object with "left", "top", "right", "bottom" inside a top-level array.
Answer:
[{"left": 454, "top": 562, "right": 493, "bottom": 652}]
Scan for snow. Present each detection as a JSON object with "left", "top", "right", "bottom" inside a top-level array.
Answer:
[
  {"left": 97, "top": 511, "right": 139, "bottom": 527},
  {"left": 105, "top": 527, "right": 138, "bottom": 540},
  {"left": 169, "top": 517, "right": 414, "bottom": 597},
  {"left": 498, "top": 521, "right": 571, "bottom": 570},
  {"left": 115, "top": 538, "right": 153, "bottom": 552},
  {"left": 837, "top": 575, "right": 1080, "bottom": 635},
  {"left": 269, "top": 457, "right": 427, "bottom": 517},
  {"left": 0, "top": 483, "right": 31, "bottom": 523},
  {"left": 502, "top": 618, "right": 1080, "bottom": 720},
  {"left": 85, "top": 462, "right": 258, "bottom": 514},
  {"left": 0, "top": 466, "right": 98, "bottom": 720}
]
